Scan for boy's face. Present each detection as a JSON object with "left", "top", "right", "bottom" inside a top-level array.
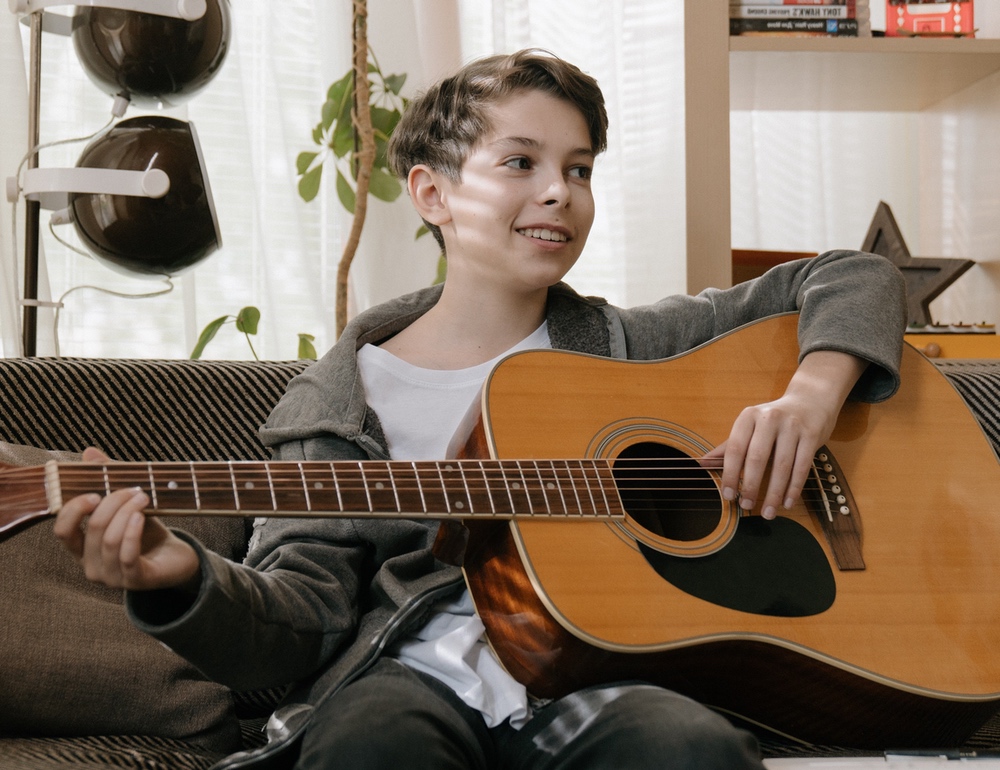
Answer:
[{"left": 433, "top": 89, "right": 596, "bottom": 294}]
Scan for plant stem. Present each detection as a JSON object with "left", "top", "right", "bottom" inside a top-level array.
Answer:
[{"left": 336, "top": 0, "right": 375, "bottom": 338}]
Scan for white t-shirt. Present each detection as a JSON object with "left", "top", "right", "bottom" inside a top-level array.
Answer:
[{"left": 356, "top": 321, "right": 551, "bottom": 728}]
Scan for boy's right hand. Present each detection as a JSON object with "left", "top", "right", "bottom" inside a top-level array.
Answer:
[{"left": 53, "top": 447, "right": 202, "bottom": 593}]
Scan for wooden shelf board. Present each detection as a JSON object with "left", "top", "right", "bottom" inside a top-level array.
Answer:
[{"left": 730, "top": 37, "right": 1000, "bottom": 111}]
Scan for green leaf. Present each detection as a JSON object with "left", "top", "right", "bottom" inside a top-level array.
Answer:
[
  {"left": 336, "top": 168, "right": 356, "bottom": 214},
  {"left": 321, "top": 98, "right": 339, "bottom": 131},
  {"left": 296, "top": 151, "right": 318, "bottom": 176},
  {"left": 312, "top": 123, "right": 324, "bottom": 145},
  {"left": 190, "top": 315, "right": 231, "bottom": 359},
  {"left": 367, "top": 167, "right": 402, "bottom": 202},
  {"left": 298, "top": 165, "right": 324, "bottom": 202},
  {"left": 383, "top": 73, "right": 407, "bottom": 96},
  {"left": 370, "top": 106, "right": 400, "bottom": 137},
  {"left": 415, "top": 224, "right": 430, "bottom": 240},
  {"left": 331, "top": 113, "right": 355, "bottom": 158},
  {"left": 373, "top": 135, "right": 390, "bottom": 169},
  {"left": 235, "top": 306, "right": 261, "bottom": 335},
  {"left": 326, "top": 71, "right": 352, "bottom": 104},
  {"left": 434, "top": 254, "right": 447, "bottom": 285},
  {"left": 298, "top": 333, "right": 318, "bottom": 360}
]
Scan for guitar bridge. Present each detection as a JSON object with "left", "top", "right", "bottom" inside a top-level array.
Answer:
[{"left": 804, "top": 446, "right": 865, "bottom": 571}]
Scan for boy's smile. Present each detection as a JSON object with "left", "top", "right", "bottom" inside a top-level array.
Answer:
[{"left": 431, "top": 89, "right": 596, "bottom": 295}]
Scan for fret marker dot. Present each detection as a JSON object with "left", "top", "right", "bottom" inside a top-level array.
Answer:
[
  {"left": 167, "top": 481, "right": 178, "bottom": 490},
  {"left": 314, "top": 482, "right": 324, "bottom": 489},
  {"left": 376, "top": 482, "right": 385, "bottom": 490},
  {"left": 244, "top": 482, "right": 255, "bottom": 490},
  {"left": 512, "top": 482, "right": 521, "bottom": 489},
  {"left": 547, "top": 482, "right": 555, "bottom": 490},
  {"left": 455, "top": 500, "right": 465, "bottom": 510}
]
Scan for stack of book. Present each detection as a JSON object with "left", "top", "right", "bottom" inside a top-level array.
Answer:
[{"left": 730, "top": 0, "right": 872, "bottom": 37}]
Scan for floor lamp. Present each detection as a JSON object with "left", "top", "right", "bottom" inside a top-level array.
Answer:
[{"left": 7, "top": 0, "right": 231, "bottom": 356}]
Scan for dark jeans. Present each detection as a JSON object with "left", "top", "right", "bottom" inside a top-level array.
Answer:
[{"left": 296, "top": 658, "right": 764, "bottom": 770}]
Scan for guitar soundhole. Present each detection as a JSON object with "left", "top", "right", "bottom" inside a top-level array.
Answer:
[{"left": 612, "top": 442, "right": 720, "bottom": 542}]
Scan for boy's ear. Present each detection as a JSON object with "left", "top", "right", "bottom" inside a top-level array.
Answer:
[{"left": 407, "top": 165, "right": 451, "bottom": 226}]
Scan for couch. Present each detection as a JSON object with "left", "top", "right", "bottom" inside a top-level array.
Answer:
[{"left": 0, "top": 353, "right": 998, "bottom": 769}]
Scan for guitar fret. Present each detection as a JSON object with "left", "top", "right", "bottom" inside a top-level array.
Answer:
[
  {"left": 500, "top": 463, "right": 517, "bottom": 514},
  {"left": 458, "top": 463, "right": 474, "bottom": 515},
  {"left": 146, "top": 462, "right": 157, "bottom": 509},
  {"left": 478, "top": 462, "right": 497, "bottom": 515},
  {"left": 330, "top": 463, "right": 343, "bottom": 511},
  {"left": 549, "top": 460, "right": 569, "bottom": 516},
  {"left": 412, "top": 461, "right": 427, "bottom": 514},
  {"left": 357, "top": 463, "right": 372, "bottom": 511},
  {"left": 517, "top": 463, "right": 534, "bottom": 516},
  {"left": 188, "top": 463, "right": 200, "bottom": 511},
  {"left": 436, "top": 464, "right": 452, "bottom": 514},
  {"left": 534, "top": 462, "right": 551, "bottom": 515},
  {"left": 579, "top": 461, "right": 598, "bottom": 516},
  {"left": 298, "top": 463, "right": 311, "bottom": 512},
  {"left": 228, "top": 461, "right": 240, "bottom": 512},
  {"left": 386, "top": 464, "right": 401, "bottom": 511},
  {"left": 588, "top": 462, "right": 609, "bottom": 516},
  {"left": 564, "top": 461, "right": 581, "bottom": 516},
  {"left": 574, "top": 461, "right": 591, "bottom": 517},
  {"left": 265, "top": 464, "right": 277, "bottom": 511}
]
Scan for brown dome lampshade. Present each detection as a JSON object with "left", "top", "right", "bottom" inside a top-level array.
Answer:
[
  {"left": 70, "top": 116, "right": 221, "bottom": 276},
  {"left": 10, "top": 115, "right": 222, "bottom": 277},
  {"left": 72, "top": 0, "right": 232, "bottom": 108}
]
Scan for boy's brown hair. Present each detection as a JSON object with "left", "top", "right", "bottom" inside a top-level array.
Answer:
[{"left": 388, "top": 49, "right": 608, "bottom": 251}]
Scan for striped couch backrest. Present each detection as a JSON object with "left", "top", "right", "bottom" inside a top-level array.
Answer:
[{"left": 0, "top": 358, "right": 310, "bottom": 462}]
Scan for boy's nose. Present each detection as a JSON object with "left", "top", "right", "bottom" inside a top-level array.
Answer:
[{"left": 541, "top": 176, "right": 570, "bottom": 207}]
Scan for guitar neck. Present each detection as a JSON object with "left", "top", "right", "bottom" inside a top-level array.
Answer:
[{"left": 44, "top": 459, "right": 626, "bottom": 521}]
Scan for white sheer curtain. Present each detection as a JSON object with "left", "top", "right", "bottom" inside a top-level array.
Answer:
[{"left": 3, "top": 1, "right": 996, "bottom": 359}]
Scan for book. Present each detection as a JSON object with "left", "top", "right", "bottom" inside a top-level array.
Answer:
[
  {"left": 729, "top": 17, "right": 860, "bottom": 34},
  {"left": 730, "top": 5, "right": 856, "bottom": 18},
  {"left": 729, "top": 0, "right": 854, "bottom": 5},
  {"left": 886, "top": 0, "right": 973, "bottom": 38}
]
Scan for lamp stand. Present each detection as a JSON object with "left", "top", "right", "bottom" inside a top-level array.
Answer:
[{"left": 22, "top": 11, "right": 42, "bottom": 357}]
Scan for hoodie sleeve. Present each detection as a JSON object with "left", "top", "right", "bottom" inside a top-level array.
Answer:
[{"left": 615, "top": 250, "right": 907, "bottom": 403}]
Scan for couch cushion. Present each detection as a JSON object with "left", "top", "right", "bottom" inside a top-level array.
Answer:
[{"left": 0, "top": 442, "right": 245, "bottom": 754}]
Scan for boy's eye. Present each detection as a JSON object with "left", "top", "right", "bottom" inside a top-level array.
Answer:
[
  {"left": 504, "top": 157, "right": 532, "bottom": 170},
  {"left": 569, "top": 165, "right": 592, "bottom": 180}
]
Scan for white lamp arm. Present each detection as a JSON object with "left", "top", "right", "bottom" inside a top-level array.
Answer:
[
  {"left": 8, "top": 0, "right": 207, "bottom": 24},
  {"left": 12, "top": 167, "right": 170, "bottom": 209}
]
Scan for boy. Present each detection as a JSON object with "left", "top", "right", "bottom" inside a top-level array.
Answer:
[{"left": 56, "top": 50, "right": 906, "bottom": 769}]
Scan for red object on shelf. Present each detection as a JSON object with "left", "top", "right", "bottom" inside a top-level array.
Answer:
[{"left": 886, "top": 1, "right": 975, "bottom": 37}]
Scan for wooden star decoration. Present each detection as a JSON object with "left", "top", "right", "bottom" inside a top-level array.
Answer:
[{"left": 861, "top": 201, "right": 975, "bottom": 326}]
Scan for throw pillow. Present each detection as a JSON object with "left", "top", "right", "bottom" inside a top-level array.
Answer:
[{"left": 0, "top": 442, "right": 246, "bottom": 755}]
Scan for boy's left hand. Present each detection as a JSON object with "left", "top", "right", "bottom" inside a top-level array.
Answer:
[{"left": 701, "top": 350, "right": 867, "bottom": 520}]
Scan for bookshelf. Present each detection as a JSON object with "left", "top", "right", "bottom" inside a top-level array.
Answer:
[{"left": 682, "top": 1, "right": 1000, "bottom": 294}]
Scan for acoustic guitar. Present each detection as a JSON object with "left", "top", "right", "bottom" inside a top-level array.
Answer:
[{"left": 2, "top": 314, "right": 999, "bottom": 749}]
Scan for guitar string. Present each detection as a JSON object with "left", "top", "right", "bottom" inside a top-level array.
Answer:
[{"left": 24, "top": 463, "right": 842, "bottom": 516}]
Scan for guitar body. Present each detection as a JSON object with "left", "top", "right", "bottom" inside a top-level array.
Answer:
[{"left": 467, "top": 313, "right": 1000, "bottom": 748}]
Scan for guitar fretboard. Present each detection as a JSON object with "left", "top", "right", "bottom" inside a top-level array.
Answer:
[{"left": 46, "top": 460, "right": 627, "bottom": 520}]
